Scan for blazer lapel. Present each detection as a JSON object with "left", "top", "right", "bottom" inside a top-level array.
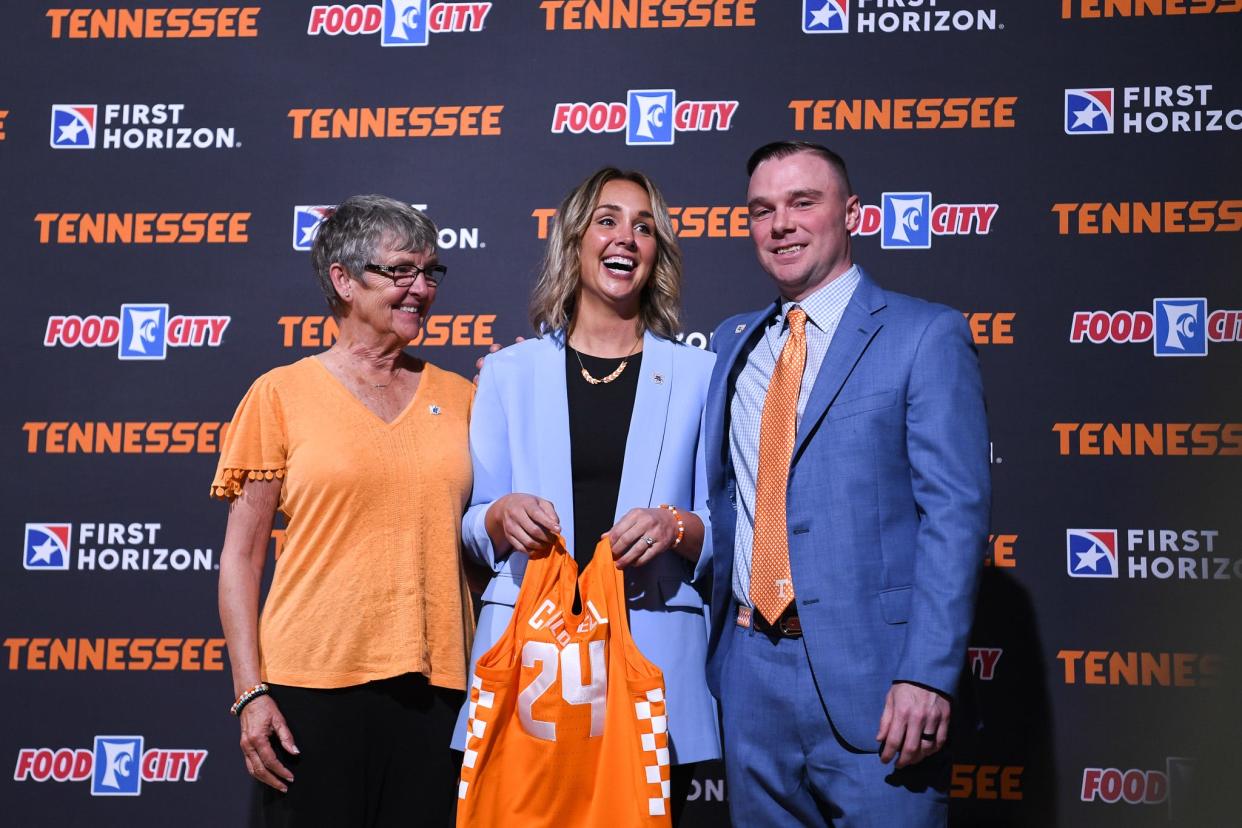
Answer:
[
  {"left": 532, "top": 333, "right": 577, "bottom": 552},
  {"left": 792, "top": 272, "right": 886, "bottom": 462},
  {"left": 615, "top": 332, "right": 672, "bottom": 517}
]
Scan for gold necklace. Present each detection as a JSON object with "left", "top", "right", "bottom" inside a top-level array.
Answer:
[{"left": 571, "top": 335, "right": 642, "bottom": 385}]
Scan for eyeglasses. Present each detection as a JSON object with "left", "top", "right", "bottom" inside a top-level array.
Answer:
[{"left": 364, "top": 262, "right": 448, "bottom": 287}]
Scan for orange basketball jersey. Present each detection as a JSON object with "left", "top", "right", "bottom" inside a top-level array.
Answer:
[{"left": 456, "top": 538, "right": 672, "bottom": 827}]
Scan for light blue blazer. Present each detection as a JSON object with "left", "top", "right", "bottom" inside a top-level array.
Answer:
[
  {"left": 451, "top": 331, "right": 721, "bottom": 764},
  {"left": 705, "top": 270, "right": 991, "bottom": 752}
]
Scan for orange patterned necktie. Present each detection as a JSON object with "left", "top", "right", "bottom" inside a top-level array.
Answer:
[{"left": 750, "top": 307, "right": 808, "bottom": 625}]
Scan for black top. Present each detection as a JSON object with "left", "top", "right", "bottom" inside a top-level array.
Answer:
[{"left": 566, "top": 346, "right": 642, "bottom": 571}]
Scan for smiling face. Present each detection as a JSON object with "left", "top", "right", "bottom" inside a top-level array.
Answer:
[
  {"left": 574, "top": 178, "right": 658, "bottom": 317},
  {"left": 746, "top": 150, "right": 861, "bottom": 302},
  {"left": 338, "top": 240, "right": 438, "bottom": 342}
]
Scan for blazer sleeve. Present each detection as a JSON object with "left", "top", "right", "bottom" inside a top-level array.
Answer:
[
  {"left": 895, "top": 308, "right": 991, "bottom": 697},
  {"left": 461, "top": 353, "right": 512, "bottom": 571},
  {"left": 690, "top": 391, "right": 713, "bottom": 585}
]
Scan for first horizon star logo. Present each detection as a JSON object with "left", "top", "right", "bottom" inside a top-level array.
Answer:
[
  {"left": 1067, "top": 529, "right": 1118, "bottom": 578},
  {"left": 293, "top": 206, "right": 335, "bottom": 251},
  {"left": 803, "top": 0, "right": 847, "bottom": 33},
  {"left": 50, "top": 104, "right": 96, "bottom": 149},
  {"left": 1065, "top": 88, "right": 1114, "bottom": 135},
  {"left": 24, "top": 524, "right": 71, "bottom": 570}
]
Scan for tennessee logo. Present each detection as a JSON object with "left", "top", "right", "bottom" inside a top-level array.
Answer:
[{"left": 1065, "top": 88, "right": 1114, "bottom": 135}]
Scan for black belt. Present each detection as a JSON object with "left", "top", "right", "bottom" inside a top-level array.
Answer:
[{"left": 737, "top": 604, "right": 802, "bottom": 638}]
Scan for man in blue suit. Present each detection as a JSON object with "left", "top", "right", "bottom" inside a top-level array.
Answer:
[{"left": 705, "top": 141, "right": 990, "bottom": 825}]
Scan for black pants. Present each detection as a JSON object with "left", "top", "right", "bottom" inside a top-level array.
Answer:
[{"left": 254, "top": 674, "right": 463, "bottom": 828}]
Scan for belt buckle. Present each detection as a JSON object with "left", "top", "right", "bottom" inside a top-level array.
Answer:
[{"left": 778, "top": 614, "right": 801, "bottom": 637}]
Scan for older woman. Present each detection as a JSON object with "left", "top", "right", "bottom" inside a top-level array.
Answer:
[
  {"left": 453, "top": 168, "right": 719, "bottom": 822},
  {"left": 214, "top": 195, "right": 473, "bottom": 826}
]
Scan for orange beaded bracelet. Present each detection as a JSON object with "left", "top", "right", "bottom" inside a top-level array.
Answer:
[{"left": 659, "top": 504, "right": 685, "bottom": 548}]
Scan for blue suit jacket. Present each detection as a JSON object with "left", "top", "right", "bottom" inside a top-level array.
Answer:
[
  {"left": 457, "top": 331, "right": 721, "bottom": 763},
  {"left": 704, "top": 269, "right": 991, "bottom": 752}
]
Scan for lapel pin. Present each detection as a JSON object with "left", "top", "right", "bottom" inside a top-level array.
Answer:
[
  {"left": 652, "top": 372, "right": 664, "bottom": 385},
  {"left": 734, "top": 324, "right": 746, "bottom": 334},
  {"left": 429, "top": 404, "right": 442, "bottom": 415}
]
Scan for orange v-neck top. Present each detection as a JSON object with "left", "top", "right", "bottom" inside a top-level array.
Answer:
[{"left": 211, "top": 356, "right": 475, "bottom": 690}]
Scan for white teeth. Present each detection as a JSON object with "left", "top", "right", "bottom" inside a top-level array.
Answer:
[
  {"left": 396, "top": 306, "right": 419, "bottom": 314},
  {"left": 775, "top": 244, "right": 804, "bottom": 255},
  {"left": 604, "top": 256, "right": 635, "bottom": 272}
]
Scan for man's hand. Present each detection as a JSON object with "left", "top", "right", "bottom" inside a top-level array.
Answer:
[{"left": 875, "top": 681, "right": 950, "bottom": 768}]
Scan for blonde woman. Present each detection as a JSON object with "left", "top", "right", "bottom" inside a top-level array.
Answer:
[{"left": 452, "top": 168, "right": 719, "bottom": 822}]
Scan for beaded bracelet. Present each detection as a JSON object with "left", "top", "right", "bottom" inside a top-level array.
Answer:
[
  {"left": 659, "top": 504, "right": 685, "bottom": 549},
  {"left": 230, "top": 682, "right": 270, "bottom": 716}
]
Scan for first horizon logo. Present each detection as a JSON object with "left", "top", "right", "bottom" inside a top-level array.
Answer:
[
  {"left": 307, "top": 1, "right": 491, "bottom": 45},
  {"left": 802, "top": 0, "right": 1002, "bottom": 34}
]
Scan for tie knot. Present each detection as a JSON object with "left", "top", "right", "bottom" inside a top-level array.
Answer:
[{"left": 786, "top": 307, "right": 807, "bottom": 336}]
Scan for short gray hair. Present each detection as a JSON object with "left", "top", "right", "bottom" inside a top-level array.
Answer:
[{"left": 310, "top": 195, "right": 438, "bottom": 315}]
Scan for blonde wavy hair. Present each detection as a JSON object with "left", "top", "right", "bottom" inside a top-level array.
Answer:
[{"left": 529, "top": 168, "right": 682, "bottom": 339}]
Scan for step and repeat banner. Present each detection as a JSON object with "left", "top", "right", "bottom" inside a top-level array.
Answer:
[{"left": 2, "top": 2, "right": 1239, "bottom": 825}]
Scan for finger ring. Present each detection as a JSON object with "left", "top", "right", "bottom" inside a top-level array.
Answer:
[
  {"left": 642, "top": 535, "right": 656, "bottom": 547},
  {"left": 920, "top": 732, "right": 936, "bottom": 741}
]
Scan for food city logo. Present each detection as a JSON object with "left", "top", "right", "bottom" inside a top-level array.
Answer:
[
  {"left": 22, "top": 421, "right": 228, "bottom": 454},
  {"left": 14, "top": 737, "right": 207, "bottom": 797},
  {"left": 1053, "top": 422, "right": 1242, "bottom": 456},
  {"left": 538, "top": 0, "right": 757, "bottom": 29},
  {"left": 1069, "top": 299, "right": 1240, "bottom": 357},
  {"left": 0, "top": 109, "right": 8, "bottom": 141},
  {"left": 855, "top": 193, "right": 998, "bottom": 250},
  {"left": 1065, "top": 84, "right": 1242, "bottom": 135},
  {"left": 23, "top": 522, "right": 215, "bottom": 573},
  {"left": 1061, "top": 0, "right": 1239, "bottom": 19},
  {"left": 307, "top": 0, "right": 491, "bottom": 45},
  {"left": 50, "top": 103, "right": 238, "bottom": 150},
  {"left": 1066, "top": 528, "right": 1238, "bottom": 581},
  {"left": 967, "top": 647, "right": 1002, "bottom": 680},
  {"left": 550, "top": 90, "right": 737, "bottom": 146},
  {"left": 47, "top": 7, "right": 260, "bottom": 38},
  {"left": 801, "top": 0, "right": 1003, "bottom": 34},
  {"left": 789, "top": 95, "right": 1017, "bottom": 131},
  {"left": 293, "top": 203, "right": 484, "bottom": 251},
  {"left": 44, "top": 305, "right": 230, "bottom": 360},
  {"left": 1081, "top": 757, "right": 1196, "bottom": 814}
]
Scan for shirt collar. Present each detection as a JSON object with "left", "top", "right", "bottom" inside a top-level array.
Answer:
[{"left": 775, "top": 265, "right": 861, "bottom": 331}]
